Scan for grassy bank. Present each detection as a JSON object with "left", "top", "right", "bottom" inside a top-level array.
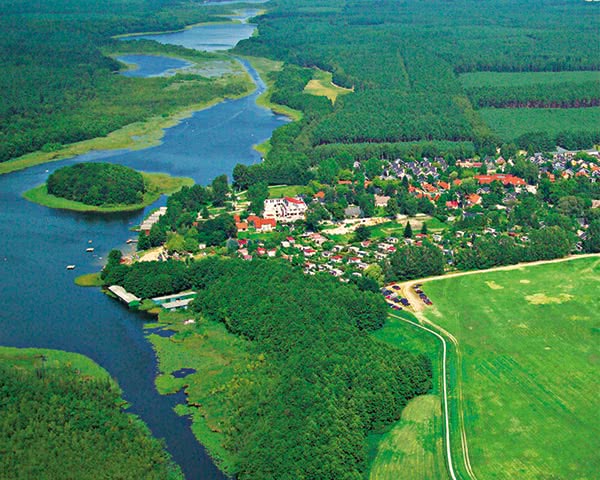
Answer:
[
  {"left": 75, "top": 272, "right": 104, "bottom": 287},
  {"left": 367, "top": 311, "right": 448, "bottom": 479},
  {"left": 0, "top": 346, "right": 111, "bottom": 379},
  {"left": 241, "top": 55, "right": 303, "bottom": 122},
  {"left": 0, "top": 73, "right": 254, "bottom": 177},
  {"left": 23, "top": 172, "right": 193, "bottom": 213},
  {"left": 423, "top": 257, "right": 600, "bottom": 479},
  {"left": 146, "top": 310, "right": 252, "bottom": 475}
]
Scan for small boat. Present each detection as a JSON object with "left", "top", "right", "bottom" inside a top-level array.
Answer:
[
  {"left": 66, "top": 265, "right": 76, "bottom": 270},
  {"left": 86, "top": 248, "right": 94, "bottom": 252}
]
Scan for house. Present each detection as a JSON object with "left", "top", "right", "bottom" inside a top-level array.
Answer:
[
  {"left": 264, "top": 197, "right": 307, "bottom": 222},
  {"left": 140, "top": 207, "right": 167, "bottom": 234},
  {"left": 374, "top": 194, "right": 390, "bottom": 207},
  {"left": 236, "top": 222, "right": 248, "bottom": 232},
  {"left": 344, "top": 205, "right": 362, "bottom": 218}
]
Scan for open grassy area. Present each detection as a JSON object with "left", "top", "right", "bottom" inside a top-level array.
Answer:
[
  {"left": 479, "top": 107, "right": 600, "bottom": 141},
  {"left": 368, "top": 311, "right": 449, "bottom": 480},
  {"left": 74, "top": 272, "right": 104, "bottom": 287},
  {"left": 422, "top": 257, "right": 600, "bottom": 479},
  {"left": 303, "top": 68, "right": 353, "bottom": 104},
  {"left": 0, "top": 346, "right": 111, "bottom": 380},
  {"left": 460, "top": 70, "right": 600, "bottom": 88},
  {"left": 23, "top": 172, "right": 193, "bottom": 213},
  {"left": 146, "top": 310, "right": 252, "bottom": 475}
]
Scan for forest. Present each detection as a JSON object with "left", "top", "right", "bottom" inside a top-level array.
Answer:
[
  {"left": 233, "top": 0, "right": 600, "bottom": 186},
  {"left": 0, "top": 348, "right": 182, "bottom": 480},
  {"left": 0, "top": 0, "right": 247, "bottom": 163},
  {"left": 47, "top": 162, "right": 145, "bottom": 206},
  {"left": 102, "top": 257, "right": 433, "bottom": 478}
]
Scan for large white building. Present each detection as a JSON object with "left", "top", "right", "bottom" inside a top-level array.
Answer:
[{"left": 264, "top": 196, "right": 307, "bottom": 222}]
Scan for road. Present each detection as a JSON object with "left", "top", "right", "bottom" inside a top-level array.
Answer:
[{"left": 388, "top": 253, "right": 600, "bottom": 480}]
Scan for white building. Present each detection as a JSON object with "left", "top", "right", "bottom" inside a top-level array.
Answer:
[{"left": 264, "top": 197, "right": 307, "bottom": 223}]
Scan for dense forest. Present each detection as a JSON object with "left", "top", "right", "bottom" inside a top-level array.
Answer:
[
  {"left": 0, "top": 0, "right": 247, "bottom": 163},
  {"left": 233, "top": 0, "right": 600, "bottom": 185},
  {"left": 0, "top": 349, "right": 182, "bottom": 480},
  {"left": 47, "top": 162, "right": 145, "bottom": 205},
  {"left": 102, "top": 257, "right": 432, "bottom": 478}
]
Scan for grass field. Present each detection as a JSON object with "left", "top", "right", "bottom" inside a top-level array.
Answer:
[
  {"left": 74, "top": 272, "right": 104, "bottom": 287},
  {"left": 422, "top": 257, "right": 600, "bottom": 479},
  {"left": 303, "top": 68, "right": 353, "bottom": 104},
  {"left": 368, "top": 311, "right": 449, "bottom": 480},
  {"left": 0, "top": 346, "right": 111, "bottom": 380},
  {"left": 23, "top": 172, "right": 193, "bottom": 213},
  {"left": 460, "top": 71, "right": 600, "bottom": 88},
  {"left": 480, "top": 107, "right": 600, "bottom": 141},
  {"left": 146, "top": 311, "right": 251, "bottom": 475}
]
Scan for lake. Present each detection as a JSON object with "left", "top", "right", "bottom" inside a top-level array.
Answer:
[{"left": 0, "top": 14, "right": 286, "bottom": 480}]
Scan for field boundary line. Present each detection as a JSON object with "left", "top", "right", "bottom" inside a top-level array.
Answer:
[{"left": 389, "top": 313, "right": 466, "bottom": 480}]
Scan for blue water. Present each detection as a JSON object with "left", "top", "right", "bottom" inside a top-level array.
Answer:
[
  {"left": 124, "top": 23, "right": 257, "bottom": 52},
  {"left": 118, "top": 54, "right": 191, "bottom": 77},
  {"left": 0, "top": 20, "right": 287, "bottom": 480}
]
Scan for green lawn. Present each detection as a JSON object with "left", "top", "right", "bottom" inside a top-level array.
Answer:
[
  {"left": 368, "top": 311, "right": 449, "bottom": 480},
  {"left": 23, "top": 172, "right": 193, "bottom": 213},
  {"left": 479, "top": 107, "right": 600, "bottom": 141},
  {"left": 460, "top": 71, "right": 600, "bottom": 88},
  {"left": 423, "top": 257, "right": 600, "bottom": 479}
]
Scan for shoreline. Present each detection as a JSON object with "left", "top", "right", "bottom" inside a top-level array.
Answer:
[
  {"left": 0, "top": 87, "right": 252, "bottom": 177},
  {"left": 23, "top": 172, "right": 194, "bottom": 213}
]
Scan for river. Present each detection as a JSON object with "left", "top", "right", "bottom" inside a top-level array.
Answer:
[{"left": 0, "top": 11, "right": 286, "bottom": 480}]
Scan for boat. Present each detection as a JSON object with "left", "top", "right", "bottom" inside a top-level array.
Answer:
[
  {"left": 126, "top": 238, "right": 137, "bottom": 244},
  {"left": 86, "top": 248, "right": 94, "bottom": 252},
  {"left": 66, "top": 265, "right": 76, "bottom": 270}
]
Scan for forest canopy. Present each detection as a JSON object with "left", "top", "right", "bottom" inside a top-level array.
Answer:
[
  {"left": 47, "top": 162, "right": 145, "bottom": 206},
  {"left": 0, "top": 348, "right": 182, "bottom": 480}
]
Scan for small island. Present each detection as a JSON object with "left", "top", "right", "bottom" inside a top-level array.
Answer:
[{"left": 24, "top": 162, "right": 193, "bottom": 212}]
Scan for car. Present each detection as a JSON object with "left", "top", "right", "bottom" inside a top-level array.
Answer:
[{"left": 391, "top": 285, "right": 401, "bottom": 290}]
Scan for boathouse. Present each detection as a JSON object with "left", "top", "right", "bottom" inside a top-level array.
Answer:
[
  {"left": 108, "top": 285, "right": 141, "bottom": 308},
  {"left": 151, "top": 291, "right": 197, "bottom": 311}
]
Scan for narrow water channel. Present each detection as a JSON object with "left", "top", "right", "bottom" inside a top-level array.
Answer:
[{"left": 0, "top": 12, "right": 286, "bottom": 480}]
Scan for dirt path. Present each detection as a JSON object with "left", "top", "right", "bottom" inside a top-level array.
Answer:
[
  {"left": 387, "top": 254, "right": 600, "bottom": 480},
  {"left": 391, "top": 253, "right": 600, "bottom": 312}
]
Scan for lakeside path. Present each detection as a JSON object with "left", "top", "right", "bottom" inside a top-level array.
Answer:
[{"left": 388, "top": 252, "right": 600, "bottom": 480}]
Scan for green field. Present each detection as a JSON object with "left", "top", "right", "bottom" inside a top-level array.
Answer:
[
  {"left": 368, "top": 312, "right": 449, "bottom": 480},
  {"left": 460, "top": 71, "right": 600, "bottom": 88},
  {"left": 303, "top": 68, "right": 353, "bottom": 104},
  {"left": 480, "top": 107, "right": 600, "bottom": 141},
  {"left": 423, "top": 257, "right": 600, "bottom": 479},
  {"left": 23, "top": 172, "right": 193, "bottom": 212}
]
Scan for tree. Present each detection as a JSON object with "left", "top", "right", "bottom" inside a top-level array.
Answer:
[
  {"left": 420, "top": 222, "right": 428, "bottom": 235},
  {"left": 233, "top": 164, "right": 251, "bottom": 190},
  {"left": 364, "top": 264, "right": 384, "bottom": 286},
  {"left": 354, "top": 225, "right": 371, "bottom": 242},
  {"left": 384, "top": 197, "right": 399, "bottom": 218},
  {"left": 247, "top": 182, "right": 269, "bottom": 215},
  {"left": 404, "top": 222, "right": 413, "bottom": 239},
  {"left": 211, "top": 174, "right": 229, "bottom": 207},
  {"left": 201, "top": 206, "right": 210, "bottom": 219},
  {"left": 584, "top": 220, "right": 600, "bottom": 253}
]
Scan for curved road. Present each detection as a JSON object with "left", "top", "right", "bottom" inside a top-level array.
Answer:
[{"left": 389, "top": 253, "right": 600, "bottom": 480}]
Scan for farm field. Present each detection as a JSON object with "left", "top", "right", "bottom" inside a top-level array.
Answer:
[
  {"left": 459, "top": 70, "right": 600, "bottom": 88},
  {"left": 479, "top": 107, "right": 600, "bottom": 141},
  {"left": 369, "top": 312, "right": 449, "bottom": 480},
  {"left": 422, "top": 257, "right": 600, "bottom": 479}
]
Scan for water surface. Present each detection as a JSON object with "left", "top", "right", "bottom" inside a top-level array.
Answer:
[
  {"left": 0, "top": 19, "right": 286, "bottom": 480},
  {"left": 118, "top": 54, "right": 191, "bottom": 77}
]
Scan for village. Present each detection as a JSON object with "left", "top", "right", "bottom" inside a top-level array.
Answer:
[{"left": 114, "top": 147, "right": 600, "bottom": 311}]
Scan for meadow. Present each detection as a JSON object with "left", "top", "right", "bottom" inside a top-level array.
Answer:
[
  {"left": 479, "top": 107, "right": 600, "bottom": 141},
  {"left": 459, "top": 71, "right": 600, "bottom": 88},
  {"left": 303, "top": 68, "right": 353, "bottom": 104},
  {"left": 423, "top": 257, "right": 600, "bottom": 479},
  {"left": 369, "top": 312, "right": 449, "bottom": 480}
]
